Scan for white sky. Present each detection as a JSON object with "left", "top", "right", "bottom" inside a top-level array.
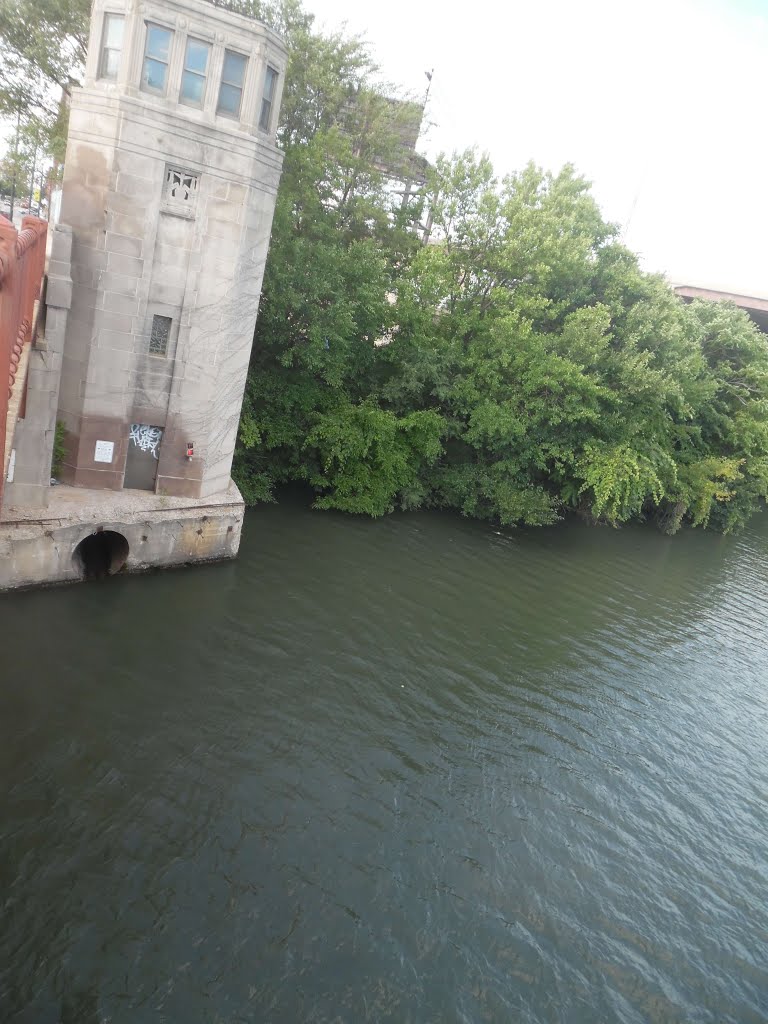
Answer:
[{"left": 307, "top": 0, "right": 767, "bottom": 298}]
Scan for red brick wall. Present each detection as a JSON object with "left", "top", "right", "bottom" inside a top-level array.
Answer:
[{"left": 0, "top": 216, "right": 47, "bottom": 510}]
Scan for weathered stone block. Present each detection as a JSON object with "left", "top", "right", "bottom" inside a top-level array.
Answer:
[
  {"left": 107, "top": 211, "right": 149, "bottom": 238},
  {"left": 89, "top": 330, "right": 133, "bottom": 355},
  {"left": 100, "top": 271, "right": 139, "bottom": 297},
  {"left": 102, "top": 291, "right": 140, "bottom": 316},
  {"left": 46, "top": 276, "right": 73, "bottom": 310},
  {"left": 105, "top": 232, "right": 144, "bottom": 258},
  {"left": 107, "top": 251, "right": 145, "bottom": 278},
  {"left": 115, "top": 172, "right": 155, "bottom": 197},
  {"left": 95, "top": 310, "right": 135, "bottom": 334}
]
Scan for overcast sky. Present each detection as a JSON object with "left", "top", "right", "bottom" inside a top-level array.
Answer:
[{"left": 307, "top": 0, "right": 767, "bottom": 298}]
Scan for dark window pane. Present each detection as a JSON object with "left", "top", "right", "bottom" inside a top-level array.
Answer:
[
  {"left": 185, "top": 39, "right": 209, "bottom": 74},
  {"left": 143, "top": 58, "right": 167, "bottom": 92},
  {"left": 103, "top": 49, "right": 120, "bottom": 79},
  {"left": 181, "top": 71, "right": 205, "bottom": 105},
  {"left": 105, "top": 14, "right": 124, "bottom": 49},
  {"left": 258, "top": 67, "right": 278, "bottom": 131},
  {"left": 99, "top": 14, "right": 124, "bottom": 80},
  {"left": 263, "top": 66, "right": 277, "bottom": 101},
  {"left": 217, "top": 82, "right": 242, "bottom": 116},
  {"left": 258, "top": 98, "right": 272, "bottom": 132},
  {"left": 222, "top": 50, "right": 247, "bottom": 87},
  {"left": 146, "top": 25, "right": 172, "bottom": 61},
  {"left": 150, "top": 315, "right": 172, "bottom": 355}
]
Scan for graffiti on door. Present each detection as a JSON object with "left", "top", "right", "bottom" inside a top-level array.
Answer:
[{"left": 129, "top": 423, "right": 163, "bottom": 458}]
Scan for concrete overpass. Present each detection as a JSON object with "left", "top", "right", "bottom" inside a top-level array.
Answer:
[{"left": 673, "top": 285, "right": 768, "bottom": 334}]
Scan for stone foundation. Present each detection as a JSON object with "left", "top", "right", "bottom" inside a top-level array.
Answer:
[{"left": 0, "top": 480, "right": 244, "bottom": 591}]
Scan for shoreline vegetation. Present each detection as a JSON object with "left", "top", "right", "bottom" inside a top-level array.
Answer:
[
  {"left": 3, "top": 0, "right": 766, "bottom": 534},
  {"left": 232, "top": 7, "right": 768, "bottom": 535}
]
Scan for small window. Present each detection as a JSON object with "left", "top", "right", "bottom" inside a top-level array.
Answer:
[
  {"left": 180, "top": 38, "right": 211, "bottom": 107},
  {"left": 259, "top": 66, "right": 278, "bottom": 132},
  {"left": 149, "top": 314, "right": 172, "bottom": 355},
  {"left": 217, "top": 50, "right": 248, "bottom": 118},
  {"left": 142, "top": 23, "right": 173, "bottom": 95},
  {"left": 99, "top": 14, "right": 124, "bottom": 80}
]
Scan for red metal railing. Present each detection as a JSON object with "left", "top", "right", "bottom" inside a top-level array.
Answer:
[{"left": 0, "top": 215, "right": 48, "bottom": 510}]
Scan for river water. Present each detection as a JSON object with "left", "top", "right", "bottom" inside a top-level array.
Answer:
[{"left": 1, "top": 500, "right": 767, "bottom": 1023}]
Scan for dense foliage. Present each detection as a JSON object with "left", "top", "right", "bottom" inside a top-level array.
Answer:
[{"left": 237, "top": 9, "right": 768, "bottom": 533}]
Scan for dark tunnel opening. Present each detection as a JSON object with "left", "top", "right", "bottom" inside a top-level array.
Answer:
[{"left": 73, "top": 531, "right": 129, "bottom": 580}]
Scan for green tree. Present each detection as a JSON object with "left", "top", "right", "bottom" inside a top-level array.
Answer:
[
  {"left": 384, "top": 149, "right": 768, "bottom": 532},
  {"left": 0, "top": 0, "right": 89, "bottom": 160},
  {"left": 235, "top": 5, "right": 431, "bottom": 513}
]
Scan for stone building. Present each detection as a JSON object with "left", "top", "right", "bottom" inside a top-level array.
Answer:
[
  {"left": 58, "top": 0, "right": 286, "bottom": 496},
  {"left": 0, "top": 0, "right": 286, "bottom": 588}
]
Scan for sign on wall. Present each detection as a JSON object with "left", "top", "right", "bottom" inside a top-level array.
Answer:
[{"left": 94, "top": 440, "right": 114, "bottom": 463}]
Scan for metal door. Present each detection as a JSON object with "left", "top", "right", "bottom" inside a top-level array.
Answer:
[{"left": 124, "top": 423, "right": 163, "bottom": 490}]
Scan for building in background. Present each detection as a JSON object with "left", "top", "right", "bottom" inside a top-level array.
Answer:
[{"left": 673, "top": 285, "right": 768, "bottom": 335}]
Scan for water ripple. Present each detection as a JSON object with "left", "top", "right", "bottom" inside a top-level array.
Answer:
[{"left": 1, "top": 503, "right": 768, "bottom": 1022}]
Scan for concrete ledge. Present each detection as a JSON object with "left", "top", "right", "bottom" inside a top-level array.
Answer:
[{"left": 0, "top": 479, "right": 244, "bottom": 591}]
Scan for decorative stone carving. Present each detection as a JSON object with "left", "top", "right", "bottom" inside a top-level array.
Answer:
[{"left": 165, "top": 167, "right": 199, "bottom": 204}]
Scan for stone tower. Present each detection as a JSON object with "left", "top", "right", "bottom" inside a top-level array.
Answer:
[{"left": 58, "top": 0, "right": 286, "bottom": 498}]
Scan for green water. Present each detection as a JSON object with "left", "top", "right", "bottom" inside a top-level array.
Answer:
[{"left": 2, "top": 501, "right": 767, "bottom": 1022}]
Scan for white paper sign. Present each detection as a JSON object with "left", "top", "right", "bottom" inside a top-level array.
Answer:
[{"left": 94, "top": 440, "right": 114, "bottom": 463}]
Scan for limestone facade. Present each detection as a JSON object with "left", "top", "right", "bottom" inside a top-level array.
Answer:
[{"left": 57, "top": 0, "right": 286, "bottom": 498}]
